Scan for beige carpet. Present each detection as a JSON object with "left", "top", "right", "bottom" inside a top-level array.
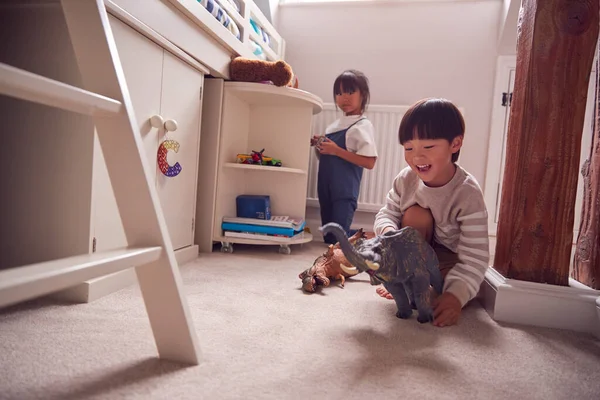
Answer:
[{"left": 1, "top": 241, "right": 599, "bottom": 400}]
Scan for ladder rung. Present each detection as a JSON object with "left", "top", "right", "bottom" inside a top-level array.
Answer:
[
  {"left": 0, "top": 247, "right": 162, "bottom": 309},
  {"left": 0, "top": 62, "right": 122, "bottom": 116}
]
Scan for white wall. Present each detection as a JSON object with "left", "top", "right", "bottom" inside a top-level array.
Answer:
[
  {"left": 278, "top": 0, "right": 503, "bottom": 189},
  {"left": 497, "top": 0, "right": 520, "bottom": 55}
]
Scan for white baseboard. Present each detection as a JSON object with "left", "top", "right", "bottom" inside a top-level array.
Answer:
[
  {"left": 52, "top": 245, "right": 199, "bottom": 304},
  {"left": 174, "top": 244, "right": 201, "bottom": 265},
  {"left": 478, "top": 267, "right": 600, "bottom": 339}
]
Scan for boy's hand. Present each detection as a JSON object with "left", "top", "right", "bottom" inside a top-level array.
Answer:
[
  {"left": 432, "top": 292, "right": 461, "bottom": 327},
  {"left": 381, "top": 226, "right": 396, "bottom": 235},
  {"left": 318, "top": 138, "right": 340, "bottom": 155}
]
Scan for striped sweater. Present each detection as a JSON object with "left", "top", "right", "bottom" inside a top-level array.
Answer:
[{"left": 373, "top": 165, "right": 490, "bottom": 306}]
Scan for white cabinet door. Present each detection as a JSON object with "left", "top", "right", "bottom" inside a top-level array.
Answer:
[
  {"left": 91, "top": 16, "right": 163, "bottom": 251},
  {"left": 157, "top": 51, "right": 203, "bottom": 250},
  {"left": 110, "top": 17, "right": 164, "bottom": 182}
]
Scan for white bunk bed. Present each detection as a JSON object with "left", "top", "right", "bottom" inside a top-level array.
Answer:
[
  {"left": 0, "top": 0, "right": 317, "bottom": 315},
  {"left": 108, "top": 0, "right": 285, "bottom": 79},
  {"left": 170, "top": 0, "right": 285, "bottom": 61}
]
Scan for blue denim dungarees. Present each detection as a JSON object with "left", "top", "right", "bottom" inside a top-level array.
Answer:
[{"left": 317, "top": 118, "right": 365, "bottom": 244}]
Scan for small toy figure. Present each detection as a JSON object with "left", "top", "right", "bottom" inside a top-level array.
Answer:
[
  {"left": 236, "top": 149, "right": 282, "bottom": 167},
  {"left": 299, "top": 229, "right": 367, "bottom": 293},
  {"left": 251, "top": 149, "right": 264, "bottom": 164}
]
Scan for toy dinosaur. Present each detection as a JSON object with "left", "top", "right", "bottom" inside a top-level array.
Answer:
[
  {"left": 299, "top": 229, "right": 367, "bottom": 293},
  {"left": 319, "top": 223, "right": 443, "bottom": 323}
]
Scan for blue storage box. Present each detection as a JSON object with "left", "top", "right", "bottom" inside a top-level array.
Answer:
[{"left": 236, "top": 195, "right": 271, "bottom": 220}]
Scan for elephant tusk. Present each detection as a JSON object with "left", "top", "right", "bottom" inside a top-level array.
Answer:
[
  {"left": 366, "top": 260, "right": 380, "bottom": 270},
  {"left": 339, "top": 263, "right": 359, "bottom": 276}
]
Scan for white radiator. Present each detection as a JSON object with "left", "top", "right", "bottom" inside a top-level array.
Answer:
[{"left": 307, "top": 104, "right": 410, "bottom": 212}]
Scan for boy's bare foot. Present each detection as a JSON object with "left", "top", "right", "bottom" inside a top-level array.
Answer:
[
  {"left": 376, "top": 285, "right": 394, "bottom": 300},
  {"left": 376, "top": 284, "right": 439, "bottom": 301}
]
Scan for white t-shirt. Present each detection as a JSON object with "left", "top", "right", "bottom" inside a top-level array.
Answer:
[{"left": 325, "top": 115, "right": 378, "bottom": 157}]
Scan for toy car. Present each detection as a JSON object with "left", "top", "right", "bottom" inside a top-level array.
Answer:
[{"left": 236, "top": 149, "right": 282, "bottom": 167}]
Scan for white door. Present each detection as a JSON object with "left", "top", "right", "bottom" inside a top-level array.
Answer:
[
  {"left": 91, "top": 16, "right": 163, "bottom": 251},
  {"left": 493, "top": 68, "right": 515, "bottom": 226},
  {"left": 157, "top": 51, "right": 203, "bottom": 250}
]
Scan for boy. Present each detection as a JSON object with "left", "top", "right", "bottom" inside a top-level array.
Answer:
[{"left": 373, "top": 98, "right": 490, "bottom": 328}]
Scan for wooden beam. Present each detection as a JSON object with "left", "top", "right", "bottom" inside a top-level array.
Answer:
[
  {"left": 573, "top": 44, "right": 600, "bottom": 290},
  {"left": 493, "top": 0, "right": 599, "bottom": 285}
]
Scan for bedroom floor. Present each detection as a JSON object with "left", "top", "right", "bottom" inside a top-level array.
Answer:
[{"left": 1, "top": 241, "right": 599, "bottom": 400}]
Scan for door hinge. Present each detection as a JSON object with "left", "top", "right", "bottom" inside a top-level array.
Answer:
[
  {"left": 92, "top": 237, "right": 97, "bottom": 253},
  {"left": 199, "top": 86, "right": 203, "bottom": 100},
  {"left": 502, "top": 92, "right": 513, "bottom": 107},
  {"left": 192, "top": 218, "right": 195, "bottom": 232}
]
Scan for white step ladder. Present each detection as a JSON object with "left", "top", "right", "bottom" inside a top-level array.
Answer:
[{"left": 0, "top": 0, "right": 201, "bottom": 365}]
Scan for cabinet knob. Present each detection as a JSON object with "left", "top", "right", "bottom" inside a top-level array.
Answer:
[
  {"left": 164, "top": 119, "right": 178, "bottom": 132},
  {"left": 149, "top": 114, "right": 164, "bottom": 128}
]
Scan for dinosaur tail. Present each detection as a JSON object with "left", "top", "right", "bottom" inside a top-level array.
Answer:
[{"left": 319, "top": 223, "right": 377, "bottom": 273}]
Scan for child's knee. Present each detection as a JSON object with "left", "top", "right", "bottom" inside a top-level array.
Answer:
[{"left": 402, "top": 205, "right": 434, "bottom": 242}]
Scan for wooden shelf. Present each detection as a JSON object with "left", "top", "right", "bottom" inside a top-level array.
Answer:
[
  {"left": 200, "top": 78, "right": 323, "bottom": 252},
  {"left": 224, "top": 162, "right": 306, "bottom": 175},
  {"left": 217, "top": 232, "right": 313, "bottom": 246},
  {"left": 225, "top": 82, "right": 323, "bottom": 114}
]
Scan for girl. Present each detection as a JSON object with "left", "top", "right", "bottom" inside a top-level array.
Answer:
[{"left": 311, "top": 70, "right": 378, "bottom": 244}]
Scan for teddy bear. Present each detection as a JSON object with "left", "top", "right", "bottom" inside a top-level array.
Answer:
[{"left": 229, "top": 57, "right": 299, "bottom": 88}]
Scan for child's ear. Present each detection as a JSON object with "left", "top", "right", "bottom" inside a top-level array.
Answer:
[{"left": 451, "top": 136, "right": 464, "bottom": 153}]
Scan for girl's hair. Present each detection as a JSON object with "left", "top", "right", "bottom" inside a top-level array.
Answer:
[
  {"left": 398, "top": 98, "right": 465, "bottom": 162},
  {"left": 333, "top": 69, "right": 370, "bottom": 113}
]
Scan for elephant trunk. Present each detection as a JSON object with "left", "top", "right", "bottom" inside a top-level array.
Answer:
[{"left": 320, "top": 223, "right": 377, "bottom": 273}]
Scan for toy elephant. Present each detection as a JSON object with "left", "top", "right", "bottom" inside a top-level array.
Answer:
[{"left": 320, "top": 223, "right": 443, "bottom": 323}]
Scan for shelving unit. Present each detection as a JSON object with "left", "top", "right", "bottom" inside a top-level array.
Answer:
[
  {"left": 196, "top": 80, "right": 323, "bottom": 254},
  {"left": 223, "top": 162, "right": 306, "bottom": 175}
]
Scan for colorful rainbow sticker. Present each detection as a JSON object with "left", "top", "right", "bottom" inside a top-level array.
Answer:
[{"left": 157, "top": 139, "right": 182, "bottom": 177}]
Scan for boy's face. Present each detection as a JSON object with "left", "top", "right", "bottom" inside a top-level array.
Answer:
[{"left": 403, "top": 136, "right": 463, "bottom": 187}]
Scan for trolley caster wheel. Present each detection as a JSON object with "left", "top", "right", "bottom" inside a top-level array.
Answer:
[
  {"left": 220, "top": 242, "right": 233, "bottom": 253},
  {"left": 279, "top": 245, "right": 291, "bottom": 255}
]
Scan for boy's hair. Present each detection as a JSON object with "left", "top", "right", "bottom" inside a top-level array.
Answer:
[
  {"left": 333, "top": 69, "right": 370, "bottom": 113},
  {"left": 398, "top": 98, "right": 465, "bottom": 162}
]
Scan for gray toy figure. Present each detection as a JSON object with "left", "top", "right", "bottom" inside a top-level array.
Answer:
[{"left": 320, "top": 223, "right": 443, "bottom": 323}]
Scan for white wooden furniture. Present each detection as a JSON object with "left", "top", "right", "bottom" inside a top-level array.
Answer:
[
  {"left": 108, "top": 0, "right": 285, "bottom": 79},
  {"left": 54, "top": 6, "right": 209, "bottom": 303},
  {"left": 93, "top": 14, "right": 207, "bottom": 254},
  {"left": 196, "top": 79, "right": 323, "bottom": 254},
  {"left": 167, "top": 0, "right": 285, "bottom": 61},
  {"left": 0, "top": 0, "right": 200, "bottom": 365}
]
